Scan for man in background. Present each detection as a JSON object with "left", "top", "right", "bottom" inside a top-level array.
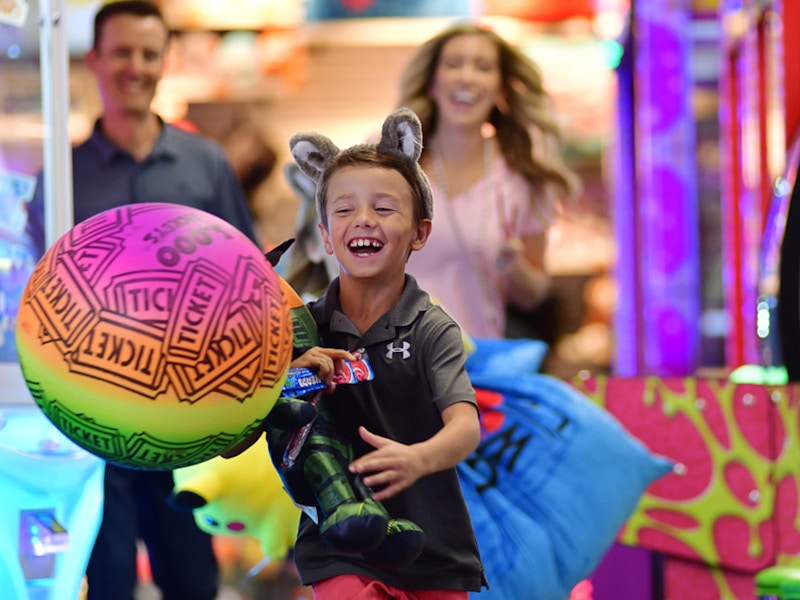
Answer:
[{"left": 26, "top": 2, "right": 259, "bottom": 598}]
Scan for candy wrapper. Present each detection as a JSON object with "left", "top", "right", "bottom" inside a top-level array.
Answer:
[
  {"left": 282, "top": 348, "right": 374, "bottom": 397},
  {"left": 279, "top": 349, "right": 374, "bottom": 472}
]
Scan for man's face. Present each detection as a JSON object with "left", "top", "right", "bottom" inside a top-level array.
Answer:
[{"left": 86, "top": 14, "right": 169, "bottom": 117}]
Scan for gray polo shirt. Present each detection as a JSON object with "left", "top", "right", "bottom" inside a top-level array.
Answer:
[{"left": 295, "top": 274, "right": 486, "bottom": 591}]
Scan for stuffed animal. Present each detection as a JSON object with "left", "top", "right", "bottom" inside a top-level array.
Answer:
[
  {"left": 170, "top": 432, "right": 300, "bottom": 562},
  {"left": 260, "top": 271, "right": 425, "bottom": 569}
]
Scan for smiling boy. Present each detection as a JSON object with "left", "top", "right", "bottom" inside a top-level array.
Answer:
[{"left": 289, "top": 108, "right": 487, "bottom": 598}]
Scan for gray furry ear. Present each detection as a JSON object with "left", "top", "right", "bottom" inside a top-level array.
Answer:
[
  {"left": 377, "top": 107, "right": 423, "bottom": 163},
  {"left": 289, "top": 133, "right": 340, "bottom": 183}
]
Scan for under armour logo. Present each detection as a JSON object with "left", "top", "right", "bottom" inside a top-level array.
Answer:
[{"left": 386, "top": 341, "right": 411, "bottom": 360}]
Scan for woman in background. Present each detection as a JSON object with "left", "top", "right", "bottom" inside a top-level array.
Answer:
[{"left": 400, "top": 21, "right": 580, "bottom": 339}]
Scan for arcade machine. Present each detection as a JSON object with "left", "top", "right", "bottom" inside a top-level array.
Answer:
[{"left": 582, "top": 1, "right": 800, "bottom": 599}]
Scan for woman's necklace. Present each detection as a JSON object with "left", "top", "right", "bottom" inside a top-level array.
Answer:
[{"left": 431, "top": 136, "right": 503, "bottom": 333}]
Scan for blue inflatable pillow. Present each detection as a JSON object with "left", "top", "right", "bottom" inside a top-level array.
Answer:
[{"left": 462, "top": 342, "right": 672, "bottom": 600}]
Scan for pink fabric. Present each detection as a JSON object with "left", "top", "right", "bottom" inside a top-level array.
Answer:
[
  {"left": 313, "top": 574, "right": 469, "bottom": 600},
  {"left": 408, "top": 155, "right": 551, "bottom": 338}
]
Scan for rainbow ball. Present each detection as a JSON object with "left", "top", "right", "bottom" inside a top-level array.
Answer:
[{"left": 15, "top": 203, "right": 292, "bottom": 470}]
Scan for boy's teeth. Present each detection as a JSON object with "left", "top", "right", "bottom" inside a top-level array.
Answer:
[{"left": 349, "top": 239, "right": 382, "bottom": 249}]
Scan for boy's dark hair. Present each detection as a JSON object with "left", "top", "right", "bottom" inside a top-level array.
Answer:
[
  {"left": 316, "top": 148, "right": 428, "bottom": 229},
  {"left": 93, "top": 1, "right": 169, "bottom": 50}
]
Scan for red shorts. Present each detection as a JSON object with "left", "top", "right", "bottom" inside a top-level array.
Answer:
[{"left": 312, "top": 574, "right": 469, "bottom": 600}]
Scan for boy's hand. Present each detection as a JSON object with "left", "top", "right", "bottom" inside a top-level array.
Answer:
[
  {"left": 348, "top": 403, "right": 479, "bottom": 499},
  {"left": 348, "top": 426, "right": 426, "bottom": 502},
  {"left": 291, "top": 347, "right": 356, "bottom": 389}
]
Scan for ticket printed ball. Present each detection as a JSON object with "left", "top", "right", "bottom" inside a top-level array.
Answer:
[{"left": 15, "top": 203, "right": 293, "bottom": 470}]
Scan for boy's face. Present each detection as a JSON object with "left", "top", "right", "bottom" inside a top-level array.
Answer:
[
  {"left": 319, "top": 166, "right": 431, "bottom": 282},
  {"left": 86, "top": 14, "right": 169, "bottom": 118}
]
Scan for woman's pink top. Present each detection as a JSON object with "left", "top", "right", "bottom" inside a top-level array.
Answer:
[{"left": 407, "top": 155, "right": 551, "bottom": 339}]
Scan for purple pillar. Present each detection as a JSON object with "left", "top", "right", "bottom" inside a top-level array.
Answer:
[{"left": 614, "top": 0, "right": 701, "bottom": 376}]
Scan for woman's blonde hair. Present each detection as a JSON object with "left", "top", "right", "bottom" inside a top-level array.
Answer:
[{"left": 398, "top": 21, "right": 580, "bottom": 203}]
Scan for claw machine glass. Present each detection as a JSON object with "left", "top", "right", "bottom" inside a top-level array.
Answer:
[{"left": 0, "top": 2, "right": 103, "bottom": 599}]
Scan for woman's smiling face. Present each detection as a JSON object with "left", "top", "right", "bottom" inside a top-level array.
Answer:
[
  {"left": 429, "top": 33, "right": 503, "bottom": 129},
  {"left": 319, "top": 165, "right": 430, "bottom": 280}
]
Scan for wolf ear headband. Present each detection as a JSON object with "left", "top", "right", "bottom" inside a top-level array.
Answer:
[{"left": 289, "top": 107, "right": 434, "bottom": 223}]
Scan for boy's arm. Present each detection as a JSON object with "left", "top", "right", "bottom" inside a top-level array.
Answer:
[
  {"left": 418, "top": 401, "right": 481, "bottom": 471},
  {"left": 350, "top": 401, "right": 480, "bottom": 502}
]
